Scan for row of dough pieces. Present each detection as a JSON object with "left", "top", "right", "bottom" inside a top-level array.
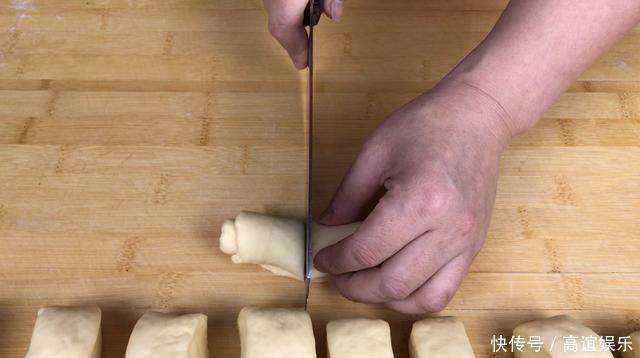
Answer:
[{"left": 25, "top": 305, "right": 640, "bottom": 357}]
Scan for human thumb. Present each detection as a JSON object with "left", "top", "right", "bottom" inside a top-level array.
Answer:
[{"left": 318, "top": 143, "right": 386, "bottom": 226}]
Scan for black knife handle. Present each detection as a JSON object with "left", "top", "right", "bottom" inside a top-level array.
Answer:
[{"left": 303, "top": 0, "right": 323, "bottom": 26}]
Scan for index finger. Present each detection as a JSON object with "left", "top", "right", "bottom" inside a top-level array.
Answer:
[{"left": 314, "top": 189, "right": 435, "bottom": 275}]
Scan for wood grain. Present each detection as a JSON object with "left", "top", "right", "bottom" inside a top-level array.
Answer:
[{"left": 0, "top": 0, "right": 639, "bottom": 357}]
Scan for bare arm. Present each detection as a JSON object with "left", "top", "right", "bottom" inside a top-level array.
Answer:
[{"left": 445, "top": 0, "right": 640, "bottom": 137}]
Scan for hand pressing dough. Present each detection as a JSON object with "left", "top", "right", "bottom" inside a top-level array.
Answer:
[
  {"left": 238, "top": 306, "right": 316, "bottom": 358},
  {"left": 409, "top": 316, "right": 475, "bottom": 358},
  {"left": 622, "top": 331, "right": 640, "bottom": 358},
  {"left": 125, "top": 311, "right": 209, "bottom": 358},
  {"left": 513, "top": 315, "right": 613, "bottom": 357},
  {"left": 219, "top": 211, "right": 360, "bottom": 280},
  {"left": 26, "top": 306, "right": 102, "bottom": 358},
  {"left": 326, "top": 318, "right": 394, "bottom": 358}
]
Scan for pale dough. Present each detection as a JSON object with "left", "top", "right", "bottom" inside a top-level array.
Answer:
[
  {"left": 622, "top": 331, "right": 640, "bottom": 358},
  {"left": 25, "top": 306, "right": 102, "bottom": 358},
  {"left": 326, "top": 318, "right": 394, "bottom": 358},
  {"left": 219, "top": 211, "right": 360, "bottom": 280},
  {"left": 237, "top": 306, "right": 316, "bottom": 358},
  {"left": 125, "top": 311, "right": 209, "bottom": 358},
  {"left": 513, "top": 315, "right": 613, "bottom": 357},
  {"left": 409, "top": 316, "right": 475, "bottom": 358}
]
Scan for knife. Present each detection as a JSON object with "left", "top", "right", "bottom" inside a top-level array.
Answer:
[{"left": 303, "top": 0, "right": 323, "bottom": 311}]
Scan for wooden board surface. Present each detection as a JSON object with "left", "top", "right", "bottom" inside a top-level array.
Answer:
[{"left": 1, "top": 0, "right": 639, "bottom": 357}]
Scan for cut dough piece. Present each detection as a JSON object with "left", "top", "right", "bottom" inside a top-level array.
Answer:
[
  {"left": 409, "top": 316, "right": 475, "bottom": 358},
  {"left": 622, "top": 331, "right": 640, "bottom": 358},
  {"left": 219, "top": 211, "right": 360, "bottom": 280},
  {"left": 125, "top": 311, "right": 209, "bottom": 358},
  {"left": 326, "top": 318, "right": 394, "bottom": 358},
  {"left": 238, "top": 306, "right": 316, "bottom": 358},
  {"left": 26, "top": 306, "right": 102, "bottom": 358},
  {"left": 513, "top": 315, "right": 613, "bottom": 357}
]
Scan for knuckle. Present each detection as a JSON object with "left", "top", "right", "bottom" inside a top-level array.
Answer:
[
  {"left": 457, "top": 209, "right": 478, "bottom": 235},
  {"left": 349, "top": 240, "right": 381, "bottom": 268},
  {"left": 379, "top": 272, "right": 413, "bottom": 300},
  {"left": 406, "top": 185, "right": 452, "bottom": 220},
  {"left": 424, "top": 186, "right": 453, "bottom": 213},
  {"left": 267, "top": 21, "right": 287, "bottom": 38},
  {"left": 418, "top": 288, "right": 454, "bottom": 313}
]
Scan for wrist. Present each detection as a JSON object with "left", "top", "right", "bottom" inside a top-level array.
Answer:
[{"left": 428, "top": 77, "right": 521, "bottom": 151}]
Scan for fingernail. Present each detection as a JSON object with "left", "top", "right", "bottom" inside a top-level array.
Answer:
[
  {"left": 313, "top": 253, "right": 326, "bottom": 272},
  {"left": 331, "top": 0, "right": 344, "bottom": 22},
  {"left": 318, "top": 206, "right": 335, "bottom": 225}
]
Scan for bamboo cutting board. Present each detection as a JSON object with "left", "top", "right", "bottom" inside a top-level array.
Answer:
[{"left": 1, "top": 0, "right": 639, "bottom": 357}]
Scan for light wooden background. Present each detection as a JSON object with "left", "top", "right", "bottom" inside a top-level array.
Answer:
[{"left": 1, "top": 0, "right": 639, "bottom": 357}]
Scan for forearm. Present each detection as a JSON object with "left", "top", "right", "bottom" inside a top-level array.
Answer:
[{"left": 441, "top": 0, "right": 640, "bottom": 138}]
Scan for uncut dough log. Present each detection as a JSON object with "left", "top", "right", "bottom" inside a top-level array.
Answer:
[
  {"left": 219, "top": 211, "right": 360, "bottom": 280},
  {"left": 326, "top": 318, "right": 394, "bottom": 358},
  {"left": 622, "top": 331, "right": 640, "bottom": 358},
  {"left": 125, "top": 311, "right": 209, "bottom": 358},
  {"left": 513, "top": 315, "right": 613, "bottom": 357},
  {"left": 238, "top": 306, "right": 316, "bottom": 358},
  {"left": 409, "top": 316, "right": 475, "bottom": 358},
  {"left": 25, "top": 306, "right": 102, "bottom": 358}
]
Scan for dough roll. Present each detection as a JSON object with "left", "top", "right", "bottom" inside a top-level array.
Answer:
[
  {"left": 238, "top": 306, "right": 316, "bottom": 358},
  {"left": 513, "top": 315, "right": 613, "bottom": 357},
  {"left": 326, "top": 318, "right": 394, "bottom": 358},
  {"left": 409, "top": 316, "right": 475, "bottom": 358},
  {"left": 125, "top": 311, "right": 209, "bottom": 358},
  {"left": 26, "top": 306, "right": 102, "bottom": 358},
  {"left": 219, "top": 211, "right": 360, "bottom": 280}
]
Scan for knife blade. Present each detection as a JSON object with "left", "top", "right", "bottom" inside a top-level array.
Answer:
[{"left": 303, "top": 0, "right": 322, "bottom": 311}]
